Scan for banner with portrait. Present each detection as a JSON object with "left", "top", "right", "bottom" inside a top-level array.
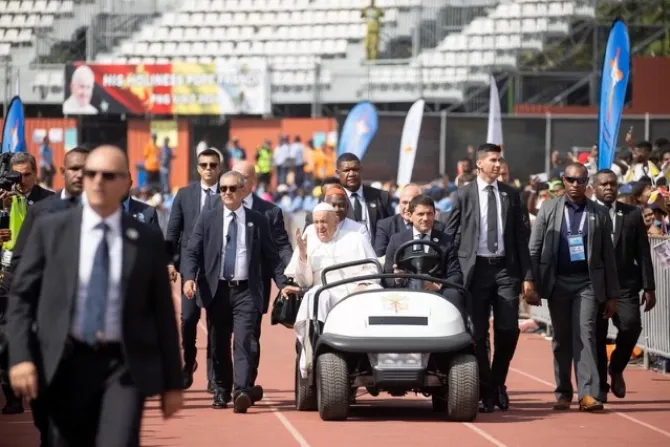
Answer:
[{"left": 62, "top": 61, "right": 271, "bottom": 116}]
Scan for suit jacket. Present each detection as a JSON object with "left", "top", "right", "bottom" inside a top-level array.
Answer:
[
  {"left": 382, "top": 228, "right": 463, "bottom": 289},
  {"left": 374, "top": 213, "right": 446, "bottom": 257},
  {"left": 248, "top": 194, "right": 293, "bottom": 313},
  {"left": 1, "top": 193, "right": 80, "bottom": 307},
  {"left": 445, "top": 181, "right": 533, "bottom": 288},
  {"left": 609, "top": 201, "right": 655, "bottom": 294},
  {"left": 7, "top": 207, "right": 183, "bottom": 397},
  {"left": 303, "top": 185, "right": 394, "bottom": 245},
  {"left": 25, "top": 184, "right": 55, "bottom": 204},
  {"left": 529, "top": 196, "right": 620, "bottom": 302},
  {"left": 165, "top": 182, "right": 214, "bottom": 268},
  {"left": 181, "top": 202, "right": 288, "bottom": 311},
  {"left": 126, "top": 197, "right": 160, "bottom": 231}
]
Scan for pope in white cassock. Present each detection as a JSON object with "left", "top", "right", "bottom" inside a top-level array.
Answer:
[
  {"left": 284, "top": 202, "right": 380, "bottom": 378},
  {"left": 303, "top": 185, "right": 370, "bottom": 242}
]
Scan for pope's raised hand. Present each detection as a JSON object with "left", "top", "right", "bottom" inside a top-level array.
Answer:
[{"left": 295, "top": 229, "right": 307, "bottom": 260}]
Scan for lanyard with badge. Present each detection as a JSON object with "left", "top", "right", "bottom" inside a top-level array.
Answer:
[{"left": 564, "top": 207, "right": 587, "bottom": 262}]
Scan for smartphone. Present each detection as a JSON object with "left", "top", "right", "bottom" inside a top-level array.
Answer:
[{"left": 0, "top": 212, "right": 8, "bottom": 230}]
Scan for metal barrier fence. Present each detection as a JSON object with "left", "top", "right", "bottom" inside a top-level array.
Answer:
[{"left": 286, "top": 212, "right": 669, "bottom": 369}]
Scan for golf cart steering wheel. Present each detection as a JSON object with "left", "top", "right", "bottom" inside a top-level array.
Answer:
[{"left": 393, "top": 239, "right": 445, "bottom": 276}]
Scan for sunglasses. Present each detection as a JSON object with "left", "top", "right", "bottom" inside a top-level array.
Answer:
[
  {"left": 219, "top": 185, "right": 238, "bottom": 193},
  {"left": 199, "top": 162, "right": 219, "bottom": 169},
  {"left": 83, "top": 169, "right": 125, "bottom": 181},
  {"left": 563, "top": 176, "right": 588, "bottom": 185}
]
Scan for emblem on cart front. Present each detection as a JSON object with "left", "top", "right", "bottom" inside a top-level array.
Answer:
[{"left": 382, "top": 295, "right": 408, "bottom": 313}]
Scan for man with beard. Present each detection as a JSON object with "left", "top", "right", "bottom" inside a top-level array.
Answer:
[
  {"left": 529, "top": 163, "right": 619, "bottom": 412},
  {"left": 446, "top": 143, "right": 536, "bottom": 413},
  {"left": 592, "top": 169, "right": 655, "bottom": 403}
]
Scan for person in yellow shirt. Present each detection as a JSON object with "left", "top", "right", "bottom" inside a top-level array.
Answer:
[
  {"left": 311, "top": 144, "right": 327, "bottom": 183},
  {"left": 362, "top": 0, "right": 384, "bottom": 60},
  {"left": 144, "top": 134, "right": 161, "bottom": 188},
  {"left": 303, "top": 140, "right": 315, "bottom": 185}
]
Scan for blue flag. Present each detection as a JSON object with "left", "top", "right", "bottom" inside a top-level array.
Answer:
[
  {"left": 337, "top": 101, "right": 378, "bottom": 159},
  {"left": 598, "top": 19, "right": 630, "bottom": 170},
  {"left": 1, "top": 96, "right": 27, "bottom": 154}
]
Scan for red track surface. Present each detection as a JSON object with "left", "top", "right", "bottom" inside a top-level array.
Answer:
[{"left": 2, "top": 293, "right": 669, "bottom": 446}]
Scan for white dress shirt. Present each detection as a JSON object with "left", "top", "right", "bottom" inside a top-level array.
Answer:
[
  {"left": 476, "top": 177, "right": 505, "bottom": 257},
  {"left": 200, "top": 182, "right": 218, "bottom": 210},
  {"left": 345, "top": 186, "right": 370, "bottom": 234},
  {"left": 596, "top": 199, "right": 617, "bottom": 235},
  {"left": 221, "top": 205, "right": 248, "bottom": 281},
  {"left": 71, "top": 203, "right": 124, "bottom": 342},
  {"left": 412, "top": 227, "right": 431, "bottom": 253}
]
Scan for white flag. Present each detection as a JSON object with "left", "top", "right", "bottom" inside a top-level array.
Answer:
[
  {"left": 396, "top": 99, "right": 425, "bottom": 186},
  {"left": 486, "top": 75, "right": 503, "bottom": 150}
]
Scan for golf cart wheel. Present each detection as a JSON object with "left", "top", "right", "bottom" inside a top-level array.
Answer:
[
  {"left": 316, "top": 352, "right": 350, "bottom": 421},
  {"left": 447, "top": 354, "right": 479, "bottom": 421},
  {"left": 295, "top": 355, "right": 317, "bottom": 411},
  {"left": 431, "top": 388, "right": 448, "bottom": 412}
]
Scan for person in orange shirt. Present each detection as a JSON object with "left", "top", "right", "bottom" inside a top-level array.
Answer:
[
  {"left": 303, "top": 139, "right": 315, "bottom": 185},
  {"left": 144, "top": 134, "right": 161, "bottom": 188},
  {"left": 311, "top": 144, "right": 327, "bottom": 183},
  {"left": 323, "top": 143, "right": 336, "bottom": 178}
]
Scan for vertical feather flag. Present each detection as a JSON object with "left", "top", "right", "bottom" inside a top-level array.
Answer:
[
  {"left": 396, "top": 99, "right": 425, "bottom": 186},
  {"left": 598, "top": 19, "right": 631, "bottom": 170},
  {"left": 337, "top": 101, "right": 378, "bottom": 160},
  {"left": 487, "top": 75, "right": 503, "bottom": 153},
  {"left": 1, "top": 96, "right": 27, "bottom": 154}
]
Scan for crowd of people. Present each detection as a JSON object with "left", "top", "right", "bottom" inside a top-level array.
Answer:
[{"left": 0, "top": 133, "right": 664, "bottom": 445}]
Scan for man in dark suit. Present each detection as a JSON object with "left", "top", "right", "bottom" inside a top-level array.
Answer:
[
  {"left": 166, "top": 148, "right": 222, "bottom": 392},
  {"left": 374, "top": 184, "right": 446, "bottom": 257},
  {"left": 383, "top": 195, "right": 463, "bottom": 304},
  {"left": 529, "top": 162, "right": 619, "bottom": 412},
  {"left": 232, "top": 161, "right": 292, "bottom": 393},
  {"left": 123, "top": 194, "right": 160, "bottom": 230},
  {"left": 445, "top": 143, "right": 536, "bottom": 413},
  {"left": 182, "top": 171, "right": 287, "bottom": 413},
  {"left": 592, "top": 169, "right": 656, "bottom": 403},
  {"left": 0, "top": 147, "right": 88, "bottom": 439},
  {"left": 7, "top": 145, "right": 183, "bottom": 446}
]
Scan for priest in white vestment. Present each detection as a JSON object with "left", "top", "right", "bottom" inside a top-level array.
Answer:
[{"left": 284, "top": 203, "right": 381, "bottom": 378}]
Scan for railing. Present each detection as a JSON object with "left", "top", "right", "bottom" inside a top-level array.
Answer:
[{"left": 528, "top": 235, "right": 670, "bottom": 370}]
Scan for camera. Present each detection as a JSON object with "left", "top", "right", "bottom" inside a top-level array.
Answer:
[{"left": 0, "top": 153, "right": 21, "bottom": 191}]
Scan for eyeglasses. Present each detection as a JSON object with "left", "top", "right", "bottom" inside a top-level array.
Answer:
[
  {"left": 199, "top": 162, "right": 219, "bottom": 169},
  {"left": 219, "top": 185, "right": 238, "bottom": 193},
  {"left": 563, "top": 176, "right": 588, "bottom": 185},
  {"left": 83, "top": 169, "right": 125, "bottom": 181}
]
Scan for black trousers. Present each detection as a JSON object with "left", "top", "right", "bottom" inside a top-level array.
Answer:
[
  {"left": 208, "top": 281, "right": 259, "bottom": 398},
  {"left": 181, "top": 294, "right": 213, "bottom": 381},
  {"left": 46, "top": 340, "right": 145, "bottom": 447},
  {"left": 251, "top": 313, "right": 262, "bottom": 386},
  {"left": 469, "top": 257, "right": 521, "bottom": 399},
  {"left": 596, "top": 291, "right": 643, "bottom": 395}
]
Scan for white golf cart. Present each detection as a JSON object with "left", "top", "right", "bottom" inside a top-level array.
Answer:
[{"left": 294, "top": 239, "right": 479, "bottom": 422}]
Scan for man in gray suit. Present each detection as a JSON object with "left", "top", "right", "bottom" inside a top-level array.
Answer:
[{"left": 529, "top": 162, "right": 619, "bottom": 412}]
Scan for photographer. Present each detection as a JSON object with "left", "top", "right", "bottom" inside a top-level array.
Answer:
[{"left": 0, "top": 152, "right": 53, "bottom": 416}]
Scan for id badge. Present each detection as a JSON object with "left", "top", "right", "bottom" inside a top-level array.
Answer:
[
  {"left": 568, "top": 235, "right": 586, "bottom": 262},
  {"left": 1, "top": 250, "right": 12, "bottom": 267}
]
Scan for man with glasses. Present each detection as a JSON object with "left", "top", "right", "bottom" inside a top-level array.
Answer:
[
  {"left": 166, "top": 148, "right": 222, "bottom": 393},
  {"left": 529, "top": 162, "right": 619, "bottom": 412},
  {"left": 592, "top": 169, "right": 655, "bottom": 404},
  {"left": 182, "top": 171, "right": 287, "bottom": 413},
  {"left": 7, "top": 145, "right": 183, "bottom": 446}
]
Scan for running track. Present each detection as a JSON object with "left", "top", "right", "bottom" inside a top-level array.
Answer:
[{"left": 2, "top": 287, "right": 669, "bottom": 446}]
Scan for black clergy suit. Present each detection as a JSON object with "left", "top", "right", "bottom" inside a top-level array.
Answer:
[
  {"left": 374, "top": 213, "right": 446, "bottom": 257},
  {"left": 445, "top": 179, "right": 533, "bottom": 409},
  {"left": 7, "top": 206, "right": 182, "bottom": 446},
  {"left": 182, "top": 202, "right": 287, "bottom": 404},
  {"left": 303, "top": 184, "right": 394, "bottom": 245},
  {"left": 595, "top": 201, "right": 655, "bottom": 400},
  {"left": 383, "top": 228, "right": 464, "bottom": 308},
  {"left": 165, "top": 182, "right": 217, "bottom": 384}
]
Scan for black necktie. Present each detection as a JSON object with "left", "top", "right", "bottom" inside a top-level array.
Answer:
[
  {"left": 203, "top": 189, "right": 213, "bottom": 210},
  {"left": 222, "top": 212, "right": 237, "bottom": 280},
  {"left": 486, "top": 185, "right": 499, "bottom": 254},
  {"left": 82, "top": 222, "right": 110, "bottom": 345},
  {"left": 351, "top": 192, "right": 362, "bottom": 222}
]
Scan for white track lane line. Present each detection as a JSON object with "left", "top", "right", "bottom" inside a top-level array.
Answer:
[
  {"left": 510, "top": 366, "right": 670, "bottom": 439},
  {"left": 197, "top": 321, "right": 312, "bottom": 447},
  {"left": 463, "top": 423, "right": 510, "bottom": 447}
]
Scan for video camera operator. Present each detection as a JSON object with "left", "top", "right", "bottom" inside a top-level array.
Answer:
[{"left": 0, "top": 152, "right": 53, "bottom": 416}]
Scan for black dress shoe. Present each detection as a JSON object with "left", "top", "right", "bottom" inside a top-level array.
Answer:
[
  {"left": 479, "top": 398, "right": 495, "bottom": 413},
  {"left": 212, "top": 391, "right": 229, "bottom": 409},
  {"left": 494, "top": 385, "right": 510, "bottom": 410},
  {"left": 250, "top": 385, "right": 264, "bottom": 403},
  {"left": 1, "top": 401, "right": 24, "bottom": 415},
  {"left": 182, "top": 361, "right": 198, "bottom": 390},
  {"left": 207, "top": 380, "right": 215, "bottom": 394},
  {"left": 610, "top": 371, "right": 626, "bottom": 398},
  {"left": 233, "top": 392, "right": 252, "bottom": 413}
]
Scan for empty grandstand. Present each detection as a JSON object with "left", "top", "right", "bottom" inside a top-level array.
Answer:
[{"left": 1, "top": 0, "right": 669, "bottom": 114}]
